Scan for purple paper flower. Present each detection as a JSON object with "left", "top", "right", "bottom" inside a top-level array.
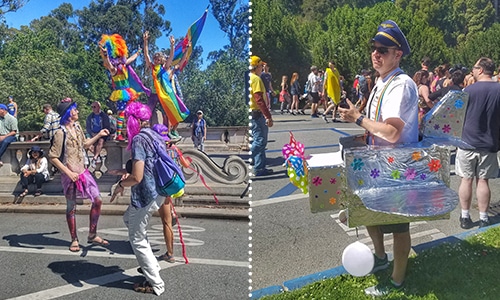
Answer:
[
  {"left": 420, "top": 173, "right": 427, "bottom": 180},
  {"left": 370, "top": 169, "right": 380, "bottom": 178},
  {"left": 434, "top": 124, "right": 440, "bottom": 130},
  {"left": 404, "top": 168, "right": 417, "bottom": 180},
  {"left": 312, "top": 176, "right": 322, "bottom": 186},
  {"left": 442, "top": 124, "right": 451, "bottom": 134}
]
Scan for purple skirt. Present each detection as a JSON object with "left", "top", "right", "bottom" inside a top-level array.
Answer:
[{"left": 61, "top": 169, "right": 101, "bottom": 202}]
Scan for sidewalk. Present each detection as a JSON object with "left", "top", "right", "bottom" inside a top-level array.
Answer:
[{"left": 250, "top": 222, "right": 500, "bottom": 299}]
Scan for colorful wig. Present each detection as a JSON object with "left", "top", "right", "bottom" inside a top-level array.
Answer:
[
  {"left": 152, "top": 123, "right": 170, "bottom": 142},
  {"left": 125, "top": 101, "right": 152, "bottom": 150},
  {"left": 100, "top": 34, "right": 128, "bottom": 59},
  {"left": 60, "top": 102, "right": 78, "bottom": 125}
]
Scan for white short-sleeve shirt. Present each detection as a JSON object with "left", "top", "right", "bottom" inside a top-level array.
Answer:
[{"left": 366, "top": 68, "right": 419, "bottom": 146}]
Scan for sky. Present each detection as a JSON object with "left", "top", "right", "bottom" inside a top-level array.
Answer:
[{"left": 2, "top": 0, "right": 229, "bottom": 67}]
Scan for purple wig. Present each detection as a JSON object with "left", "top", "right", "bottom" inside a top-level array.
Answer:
[
  {"left": 125, "top": 101, "right": 152, "bottom": 150},
  {"left": 152, "top": 124, "right": 170, "bottom": 142}
]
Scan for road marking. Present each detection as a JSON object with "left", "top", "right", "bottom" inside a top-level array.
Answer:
[
  {"left": 251, "top": 194, "right": 306, "bottom": 207},
  {"left": 5, "top": 257, "right": 248, "bottom": 300}
]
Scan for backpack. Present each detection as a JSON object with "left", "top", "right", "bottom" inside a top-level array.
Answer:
[
  {"left": 305, "top": 78, "right": 312, "bottom": 94},
  {"left": 142, "top": 130, "right": 185, "bottom": 198}
]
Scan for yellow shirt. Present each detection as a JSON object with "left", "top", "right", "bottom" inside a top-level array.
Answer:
[
  {"left": 324, "top": 67, "right": 341, "bottom": 105},
  {"left": 249, "top": 72, "right": 268, "bottom": 110}
]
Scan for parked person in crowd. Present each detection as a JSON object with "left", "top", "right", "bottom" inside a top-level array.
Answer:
[
  {"left": 191, "top": 110, "right": 207, "bottom": 151},
  {"left": 338, "top": 20, "right": 418, "bottom": 296},
  {"left": 48, "top": 98, "right": 110, "bottom": 253},
  {"left": 107, "top": 109, "right": 117, "bottom": 140},
  {"left": 463, "top": 70, "right": 476, "bottom": 87},
  {"left": 413, "top": 70, "right": 432, "bottom": 122},
  {"left": 86, "top": 101, "right": 111, "bottom": 168},
  {"left": 249, "top": 56, "right": 274, "bottom": 177},
  {"left": 279, "top": 75, "right": 291, "bottom": 114},
  {"left": 321, "top": 61, "right": 342, "bottom": 123},
  {"left": 0, "top": 103, "right": 18, "bottom": 167},
  {"left": 260, "top": 63, "right": 275, "bottom": 110},
  {"left": 7, "top": 96, "right": 17, "bottom": 118},
  {"left": 356, "top": 69, "right": 373, "bottom": 114},
  {"left": 289, "top": 72, "right": 301, "bottom": 115},
  {"left": 317, "top": 70, "right": 327, "bottom": 112},
  {"left": 456, "top": 57, "right": 500, "bottom": 229},
  {"left": 428, "top": 69, "right": 465, "bottom": 102},
  {"left": 36, "top": 104, "right": 60, "bottom": 140},
  {"left": 307, "top": 65, "right": 322, "bottom": 118},
  {"left": 18, "top": 146, "right": 49, "bottom": 197},
  {"left": 110, "top": 101, "right": 166, "bottom": 295},
  {"left": 431, "top": 64, "right": 449, "bottom": 92}
]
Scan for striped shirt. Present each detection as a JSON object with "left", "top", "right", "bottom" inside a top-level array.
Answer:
[{"left": 40, "top": 110, "right": 60, "bottom": 139}]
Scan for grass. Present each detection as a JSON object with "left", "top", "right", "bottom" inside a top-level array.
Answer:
[{"left": 258, "top": 226, "right": 500, "bottom": 300}]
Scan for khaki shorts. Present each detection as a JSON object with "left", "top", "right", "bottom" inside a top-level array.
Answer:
[{"left": 455, "top": 149, "right": 499, "bottom": 179}]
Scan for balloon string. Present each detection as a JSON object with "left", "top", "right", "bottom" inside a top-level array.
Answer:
[{"left": 169, "top": 197, "right": 189, "bottom": 264}]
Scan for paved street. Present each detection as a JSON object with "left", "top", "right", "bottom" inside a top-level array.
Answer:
[
  {"left": 0, "top": 213, "right": 248, "bottom": 300},
  {"left": 251, "top": 110, "right": 500, "bottom": 292}
]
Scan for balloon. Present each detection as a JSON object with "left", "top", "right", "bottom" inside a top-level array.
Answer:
[{"left": 342, "top": 241, "right": 374, "bottom": 277}]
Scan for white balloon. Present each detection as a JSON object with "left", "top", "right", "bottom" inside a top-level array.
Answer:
[{"left": 342, "top": 241, "right": 374, "bottom": 277}]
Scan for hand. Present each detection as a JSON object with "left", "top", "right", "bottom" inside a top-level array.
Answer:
[
  {"left": 99, "top": 129, "right": 110, "bottom": 137},
  {"left": 143, "top": 31, "right": 149, "bottom": 40},
  {"left": 169, "top": 35, "right": 175, "bottom": 46},
  {"left": 266, "top": 118, "right": 273, "bottom": 128},
  {"left": 337, "top": 99, "right": 360, "bottom": 123},
  {"left": 68, "top": 171, "right": 79, "bottom": 182}
]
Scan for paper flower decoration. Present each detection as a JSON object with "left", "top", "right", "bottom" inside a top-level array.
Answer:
[{"left": 282, "top": 132, "right": 308, "bottom": 194}]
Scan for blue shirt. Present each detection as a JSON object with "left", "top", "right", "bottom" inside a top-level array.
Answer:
[{"left": 130, "top": 128, "right": 165, "bottom": 208}]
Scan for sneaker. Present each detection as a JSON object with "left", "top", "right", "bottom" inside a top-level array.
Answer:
[
  {"left": 365, "top": 280, "right": 404, "bottom": 296},
  {"left": 321, "top": 114, "right": 329, "bottom": 123},
  {"left": 311, "top": 114, "right": 319, "bottom": 118},
  {"left": 460, "top": 216, "right": 473, "bottom": 229},
  {"left": 291, "top": 111, "right": 296, "bottom": 115},
  {"left": 479, "top": 218, "right": 491, "bottom": 228},
  {"left": 116, "top": 135, "right": 125, "bottom": 141},
  {"left": 371, "top": 253, "right": 389, "bottom": 274},
  {"left": 300, "top": 110, "right": 306, "bottom": 115},
  {"left": 255, "top": 169, "right": 274, "bottom": 176}
]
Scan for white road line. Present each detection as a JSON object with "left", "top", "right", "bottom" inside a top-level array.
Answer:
[
  {"left": 251, "top": 194, "right": 307, "bottom": 207},
  {"left": 2, "top": 246, "right": 248, "bottom": 300}
]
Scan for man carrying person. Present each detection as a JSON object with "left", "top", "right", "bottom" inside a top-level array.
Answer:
[{"left": 338, "top": 20, "right": 418, "bottom": 296}]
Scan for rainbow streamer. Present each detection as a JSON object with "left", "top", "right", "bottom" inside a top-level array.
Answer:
[
  {"left": 153, "top": 64, "right": 190, "bottom": 126},
  {"left": 171, "top": 8, "right": 208, "bottom": 71}
]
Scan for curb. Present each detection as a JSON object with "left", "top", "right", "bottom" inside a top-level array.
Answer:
[
  {"left": 250, "top": 222, "right": 500, "bottom": 299},
  {"left": 0, "top": 203, "right": 249, "bottom": 220}
]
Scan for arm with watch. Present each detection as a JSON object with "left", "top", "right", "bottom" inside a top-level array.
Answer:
[{"left": 338, "top": 99, "right": 405, "bottom": 144}]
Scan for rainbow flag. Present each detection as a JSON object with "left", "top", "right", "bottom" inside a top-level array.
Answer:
[
  {"left": 171, "top": 8, "right": 208, "bottom": 71},
  {"left": 153, "top": 65, "right": 190, "bottom": 126}
]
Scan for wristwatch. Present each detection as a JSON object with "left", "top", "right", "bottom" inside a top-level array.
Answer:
[{"left": 355, "top": 115, "right": 365, "bottom": 126}]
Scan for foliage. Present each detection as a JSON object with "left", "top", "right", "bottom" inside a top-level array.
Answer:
[
  {"left": 0, "top": 0, "right": 27, "bottom": 15},
  {"left": 252, "top": 0, "right": 500, "bottom": 90}
]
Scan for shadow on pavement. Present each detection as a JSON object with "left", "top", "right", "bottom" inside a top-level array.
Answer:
[{"left": 48, "top": 260, "right": 125, "bottom": 287}]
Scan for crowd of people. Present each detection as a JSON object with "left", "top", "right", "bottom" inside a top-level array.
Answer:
[{"left": 253, "top": 19, "right": 500, "bottom": 297}]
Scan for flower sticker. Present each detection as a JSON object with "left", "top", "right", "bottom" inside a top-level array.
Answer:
[
  {"left": 387, "top": 156, "right": 395, "bottom": 164},
  {"left": 351, "top": 158, "right": 364, "bottom": 171},
  {"left": 455, "top": 99, "right": 464, "bottom": 109},
  {"left": 357, "top": 179, "right": 364, "bottom": 186},
  {"left": 412, "top": 151, "right": 422, "bottom": 161},
  {"left": 391, "top": 170, "right": 401, "bottom": 179},
  {"left": 420, "top": 173, "right": 427, "bottom": 180},
  {"left": 434, "top": 124, "right": 440, "bottom": 130},
  {"left": 442, "top": 124, "right": 451, "bottom": 134},
  {"left": 336, "top": 190, "right": 341, "bottom": 195},
  {"left": 428, "top": 159, "right": 442, "bottom": 172},
  {"left": 370, "top": 169, "right": 380, "bottom": 179},
  {"left": 329, "top": 197, "right": 336, "bottom": 205},
  {"left": 330, "top": 178, "right": 337, "bottom": 184},
  {"left": 404, "top": 168, "right": 417, "bottom": 180},
  {"left": 312, "top": 176, "right": 322, "bottom": 186}
]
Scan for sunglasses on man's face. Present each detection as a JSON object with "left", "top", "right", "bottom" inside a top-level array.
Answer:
[{"left": 371, "top": 45, "right": 399, "bottom": 55}]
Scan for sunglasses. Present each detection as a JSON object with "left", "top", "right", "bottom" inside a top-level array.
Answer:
[
  {"left": 91, "top": 106, "right": 97, "bottom": 108},
  {"left": 371, "top": 45, "right": 399, "bottom": 55}
]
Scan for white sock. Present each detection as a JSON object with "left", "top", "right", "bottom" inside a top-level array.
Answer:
[
  {"left": 461, "top": 210, "right": 470, "bottom": 219},
  {"left": 480, "top": 212, "right": 489, "bottom": 221}
]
